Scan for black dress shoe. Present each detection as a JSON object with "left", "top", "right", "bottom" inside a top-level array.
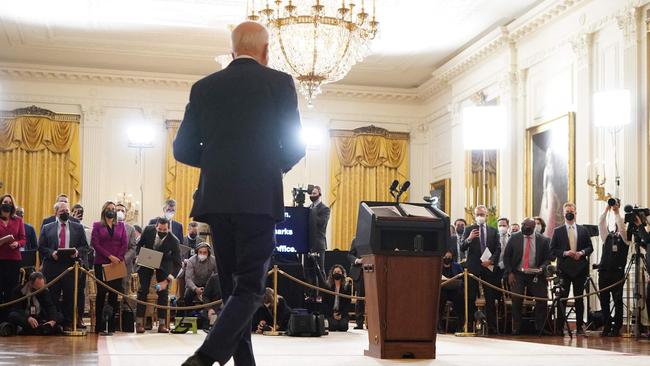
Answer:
[{"left": 182, "top": 353, "right": 214, "bottom": 366}]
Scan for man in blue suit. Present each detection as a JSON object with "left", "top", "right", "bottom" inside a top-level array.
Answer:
[
  {"left": 15, "top": 207, "right": 37, "bottom": 251},
  {"left": 550, "top": 202, "right": 593, "bottom": 336},
  {"left": 38, "top": 202, "right": 89, "bottom": 331},
  {"left": 176, "top": 21, "right": 304, "bottom": 366}
]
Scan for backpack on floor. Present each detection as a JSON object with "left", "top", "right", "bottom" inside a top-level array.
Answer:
[{"left": 286, "top": 309, "right": 327, "bottom": 337}]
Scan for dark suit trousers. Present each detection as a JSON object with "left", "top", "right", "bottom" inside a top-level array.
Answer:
[
  {"left": 467, "top": 266, "right": 501, "bottom": 331},
  {"left": 94, "top": 264, "right": 123, "bottom": 332},
  {"left": 136, "top": 267, "right": 168, "bottom": 319},
  {"left": 0, "top": 260, "right": 21, "bottom": 321},
  {"left": 198, "top": 214, "right": 276, "bottom": 366},
  {"left": 354, "top": 277, "right": 365, "bottom": 327},
  {"left": 304, "top": 250, "right": 325, "bottom": 297},
  {"left": 511, "top": 272, "right": 548, "bottom": 332},
  {"left": 598, "top": 271, "right": 624, "bottom": 333},
  {"left": 559, "top": 272, "right": 587, "bottom": 327},
  {"left": 44, "top": 260, "right": 85, "bottom": 325}
]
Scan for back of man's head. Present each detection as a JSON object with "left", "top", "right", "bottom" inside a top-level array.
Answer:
[{"left": 231, "top": 21, "right": 269, "bottom": 64}]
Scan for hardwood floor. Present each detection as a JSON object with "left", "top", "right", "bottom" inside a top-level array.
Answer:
[
  {"left": 496, "top": 332, "right": 650, "bottom": 355},
  {"left": 0, "top": 333, "right": 98, "bottom": 365}
]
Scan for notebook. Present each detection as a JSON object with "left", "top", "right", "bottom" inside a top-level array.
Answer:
[
  {"left": 102, "top": 261, "right": 128, "bottom": 281},
  {"left": 136, "top": 247, "right": 163, "bottom": 270}
]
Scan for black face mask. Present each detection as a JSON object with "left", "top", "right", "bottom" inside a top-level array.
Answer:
[
  {"left": 521, "top": 226, "right": 534, "bottom": 236},
  {"left": 565, "top": 212, "right": 575, "bottom": 221},
  {"left": 59, "top": 212, "right": 70, "bottom": 222},
  {"left": 189, "top": 233, "right": 197, "bottom": 239},
  {"left": 157, "top": 231, "right": 167, "bottom": 239},
  {"left": 309, "top": 196, "right": 319, "bottom": 203},
  {"left": 443, "top": 257, "right": 452, "bottom": 265},
  {"left": 105, "top": 210, "right": 116, "bottom": 219},
  {"left": 1, "top": 204, "right": 13, "bottom": 213},
  {"left": 332, "top": 273, "right": 343, "bottom": 281},
  {"left": 456, "top": 227, "right": 464, "bottom": 235}
]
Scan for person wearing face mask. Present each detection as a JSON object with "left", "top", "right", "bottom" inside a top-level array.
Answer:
[
  {"left": 135, "top": 217, "right": 181, "bottom": 333},
  {"left": 41, "top": 194, "right": 79, "bottom": 232},
  {"left": 503, "top": 218, "right": 551, "bottom": 335},
  {"left": 91, "top": 201, "right": 128, "bottom": 333},
  {"left": 461, "top": 205, "right": 501, "bottom": 334},
  {"left": 14, "top": 207, "right": 37, "bottom": 251},
  {"left": 148, "top": 199, "right": 184, "bottom": 242},
  {"left": 0, "top": 194, "right": 26, "bottom": 321},
  {"left": 251, "top": 287, "right": 292, "bottom": 333},
  {"left": 496, "top": 217, "right": 511, "bottom": 272},
  {"left": 510, "top": 223, "right": 521, "bottom": 234},
  {"left": 549, "top": 202, "right": 593, "bottom": 336},
  {"left": 439, "top": 249, "right": 464, "bottom": 332},
  {"left": 38, "top": 201, "right": 89, "bottom": 331},
  {"left": 305, "top": 186, "right": 330, "bottom": 299},
  {"left": 449, "top": 219, "right": 467, "bottom": 263},
  {"left": 324, "top": 265, "right": 352, "bottom": 332},
  {"left": 596, "top": 200, "right": 628, "bottom": 337},
  {"left": 183, "top": 243, "right": 217, "bottom": 309},
  {"left": 116, "top": 203, "right": 138, "bottom": 295},
  {"left": 185, "top": 221, "right": 201, "bottom": 252},
  {"left": 533, "top": 216, "right": 547, "bottom": 238}
]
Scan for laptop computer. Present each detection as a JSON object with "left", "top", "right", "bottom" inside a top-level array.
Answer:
[{"left": 136, "top": 247, "right": 163, "bottom": 270}]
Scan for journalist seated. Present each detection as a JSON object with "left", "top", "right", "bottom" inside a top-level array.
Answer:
[
  {"left": 323, "top": 264, "right": 352, "bottom": 332},
  {"left": 183, "top": 242, "right": 217, "bottom": 307},
  {"left": 198, "top": 273, "right": 223, "bottom": 331},
  {"left": 252, "top": 288, "right": 291, "bottom": 333},
  {"left": 0, "top": 272, "right": 63, "bottom": 336},
  {"left": 439, "top": 249, "right": 464, "bottom": 332}
]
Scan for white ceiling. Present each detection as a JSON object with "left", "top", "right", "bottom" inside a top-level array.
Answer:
[{"left": 0, "top": 0, "right": 540, "bottom": 88}]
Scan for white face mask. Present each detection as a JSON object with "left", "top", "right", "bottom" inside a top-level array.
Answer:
[
  {"left": 198, "top": 254, "right": 208, "bottom": 262},
  {"left": 498, "top": 226, "right": 508, "bottom": 235},
  {"left": 165, "top": 211, "right": 175, "bottom": 220},
  {"left": 476, "top": 216, "right": 486, "bottom": 225},
  {"left": 116, "top": 211, "right": 126, "bottom": 221},
  {"left": 535, "top": 225, "right": 542, "bottom": 233}
]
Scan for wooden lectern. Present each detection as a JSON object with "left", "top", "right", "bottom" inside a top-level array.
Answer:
[{"left": 355, "top": 202, "right": 448, "bottom": 359}]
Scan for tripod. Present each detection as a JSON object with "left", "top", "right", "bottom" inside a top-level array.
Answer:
[
  {"left": 623, "top": 241, "right": 647, "bottom": 338},
  {"left": 541, "top": 280, "right": 572, "bottom": 338},
  {"left": 583, "top": 273, "right": 599, "bottom": 330}
]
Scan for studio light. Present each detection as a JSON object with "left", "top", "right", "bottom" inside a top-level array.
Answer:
[
  {"left": 593, "top": 89, "right": 631, "bottom": 128},
  {"left": 300, "top": 126, "right": 325, "bottom": 148},
  {"left": 127, "top": 125, "right": 155, "bottom": 148}
]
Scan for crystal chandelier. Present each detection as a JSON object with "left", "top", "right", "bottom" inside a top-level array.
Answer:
[{"left": 247, "top": 0, "right": 379, "bottom": 105}]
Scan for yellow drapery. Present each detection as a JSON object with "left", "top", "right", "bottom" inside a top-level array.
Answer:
[
  {"left": 164, "top": 120, "right": 200, "bottom": 232},
  {"left": 0, "top": 106, "right": 81, "bottom": 234},
  {"left": 329, "top": 126, "right": 409, "bottom": 250}
]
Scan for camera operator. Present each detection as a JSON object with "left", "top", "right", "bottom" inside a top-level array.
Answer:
[
  {"left": 628, "top": 209, "right": 650, "bottom": 337},
  {"left": 305, "top": 186, "right": 330, "bottom": 299},
  {"left": 596, "top": 199, "right": 629, "bottom": 337}
]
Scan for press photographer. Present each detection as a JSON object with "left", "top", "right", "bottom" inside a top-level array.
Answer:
[
  {"left": 596, "top": 198, "right": 629, "bottom": 337},
  {"left": 623, "top": 204, "right": 650, "bottom": 338}
]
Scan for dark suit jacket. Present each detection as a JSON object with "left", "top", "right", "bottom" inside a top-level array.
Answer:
[
  {"left": 461, "top": 224, "right": 501, "bottom": 274},
  {"left": 136, "top": 225, "right": 182, "bottom": 279},
  {"left": 147, "top": 218, "right": 183, "bottom": 243},
  {"left": 550, "top": 224, "right": 593, "bottom": 277},
  {"left": 448, "top": 235, "right": 459, "bottom": 262},
  {"left": 38, "top": 220, "right": 89, "bottom": 272},
  {"left": 323, "top": 281, "right": 352, "bottom": 317},
  {"left": 173, "top": 57, "right": 305, "bottom": 223},
  {"left": 309, "top": 202, "right": 330, "bottom": 252},
  {"left": 41, "top": 215, "right": 79, "bottom": 232},
  {"left": 10, "top": 285, "right": 61, "bottom": 323},
  {"left": 347, "top": 238, "right": 366, "bottom": 282},
  {"left": 24, "top": 223, "right": 37, "bottom": 251},
  {"left": 503, "top": 232, "right": 551, "bottom": 274}
]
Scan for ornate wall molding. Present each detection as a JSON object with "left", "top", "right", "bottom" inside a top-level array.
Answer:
[
  {"left": 616, "top": 6, "right": 641, "bottom": 46},
  {"left": 569, "top": 32, "right": 594, "bottom": 66},
  {"left": 0, "top": 105, "right": 80, "bottom": 123}
]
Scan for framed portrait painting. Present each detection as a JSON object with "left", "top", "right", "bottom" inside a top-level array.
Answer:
[
  {"left": 525, "top": 112, "right": 575, "bottom": 230},
  {"left": 430, "top": 178, "right": 451, "bottom": 214}
]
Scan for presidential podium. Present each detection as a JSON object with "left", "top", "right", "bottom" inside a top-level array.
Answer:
[{"left": 355, "top": 201, "right": 449, "bottom": 359}]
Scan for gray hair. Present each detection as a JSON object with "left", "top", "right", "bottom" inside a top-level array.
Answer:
[
  {"left": 474, "top": 205, "right": 488, "bottom": 213},
  {"left": 53, "top": 201, "right": 69, "bottom": 213},
  {"left": 231, "top": 22, "right": 269, "bottom": 55}
]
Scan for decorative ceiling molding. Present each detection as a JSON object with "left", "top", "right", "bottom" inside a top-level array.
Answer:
[
  {"left": 320, "top": 84, "right": 420, "bottom": 103},
  {"left": 0, "top": 104, "right": 80, "bottom": 123},
  {"left": 507, "top": 0, "right": 588, "bottom": 42}
]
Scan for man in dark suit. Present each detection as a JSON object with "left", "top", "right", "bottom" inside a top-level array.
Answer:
[
  {"left": 504, "top": 218, "right": 551, "bottom": 335},
  {"left": 135, "top": 218, "right": 181, "bottom": 333},
  {"left": 550, "top": 202, "right": 593, "bottom": 336},
  {"left": 38, "top": 202, "right": 89, "bottom": 331},
  {"left": 15, "top": 207, "right": 37, "bottom": 251},
  {"left": 148, "top": 199, "right": 184, "bottom": 241},
  {"left": 461, "top": 205, "right": 501, "bottom": 333},
  {"left": 449, "top": 218, "right": 467, "bottom": 263},
  {"left": 305, "top": 185, "right": 330, "bottom": 297},
  {"left": 40, "top": 194, "right": 80, "bottom": 231},
  {"left": 175, "top": 21, "right": 304, "bottom": 366},
  {"left": 348, "top": 238, "right": 366, "bottom": 329}
]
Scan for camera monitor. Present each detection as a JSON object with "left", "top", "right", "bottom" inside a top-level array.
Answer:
[{"left": 275, "top": 206, "right": 310, "bottom": 254}]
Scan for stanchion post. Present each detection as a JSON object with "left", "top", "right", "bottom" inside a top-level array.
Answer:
[
  {"left": 65, "top": 262, "right": 86, "bottom": 336},
  {"left": 264, "top": 265, "right": 281, "bottom": 336},
  {"left": 455, "top": 268, "right": 476, "bottom": 337}
]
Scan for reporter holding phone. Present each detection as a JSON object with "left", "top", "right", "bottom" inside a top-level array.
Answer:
[
  {"left": 91, "top": 201, "right": 127, "bottom": 333},
  {"left": 0, "top": 194, "right": 26, "bottom": 321}
]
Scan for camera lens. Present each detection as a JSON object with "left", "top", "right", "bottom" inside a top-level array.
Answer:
[{"left": 607, "top": 198, "right": 617, "bottom": 207}]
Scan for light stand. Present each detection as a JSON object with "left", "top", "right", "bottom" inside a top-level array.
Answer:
[{"left": 127, "top": 125, "right": 155, "bottom": 228}]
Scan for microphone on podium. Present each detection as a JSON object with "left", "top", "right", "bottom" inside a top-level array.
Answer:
[{"left": 389, "top": 180, "right": 399, "bottom": 198}]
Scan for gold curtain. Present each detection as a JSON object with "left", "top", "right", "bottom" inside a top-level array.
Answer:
[
  {"left": 164, "top": 120, "right": 200, "bottom": 232},
  {"left": 464, "top": 150, "right": 498, "bottom": 222},
  {"left": 329, "top": 126, "right": 409, "bottom": 250},
  {"left": 0, "top": 106, "right": 81, "bottom": 234}
]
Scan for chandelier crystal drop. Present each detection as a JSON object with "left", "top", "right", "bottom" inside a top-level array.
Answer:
[{"left": 247, "top": 0, "right": 379, "bottom": 105}]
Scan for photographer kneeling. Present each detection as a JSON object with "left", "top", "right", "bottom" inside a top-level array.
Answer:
[{"left": 597, "top": 200, "right": 629, "bottom": 337}]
